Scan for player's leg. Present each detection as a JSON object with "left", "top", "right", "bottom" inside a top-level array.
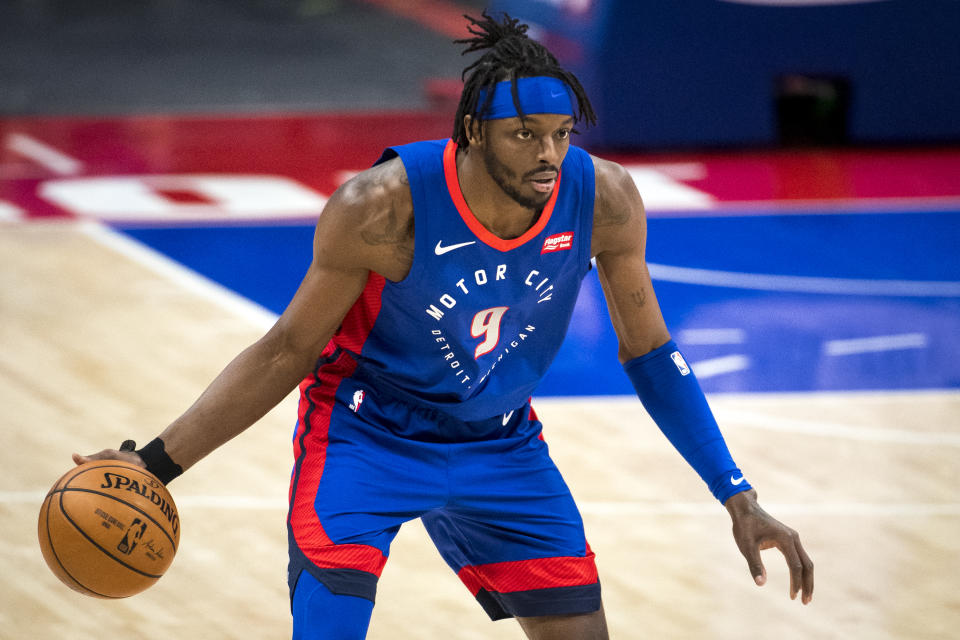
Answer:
[
  {"left": 423, "top": 403, "right": 603, "bottom": 629},
  {"left": 289, "top": 363, "right": 449, "bottom": 638},
  {"left": 292, "top": 570, "right": 375, "bottom": 640},
  {"left": 517, "top": 607, "right": 609, "bottom": 640}
]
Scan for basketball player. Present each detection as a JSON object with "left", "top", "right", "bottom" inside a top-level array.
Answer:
[{"left": 76, "top": 13, "right": 813, "bottom": 639}]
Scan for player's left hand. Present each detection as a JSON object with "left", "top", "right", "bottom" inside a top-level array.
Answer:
[{"left": 724, "top": 489, "right": 814, "bottom": 604}]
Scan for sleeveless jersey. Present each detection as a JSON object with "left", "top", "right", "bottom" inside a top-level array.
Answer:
[{"left": 329, "top": 138, "right": 595, "bottom": 422}]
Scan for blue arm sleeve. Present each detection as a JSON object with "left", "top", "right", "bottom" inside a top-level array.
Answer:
[{"left": 623, "top": 340, "right": 751, "bottom": 503}]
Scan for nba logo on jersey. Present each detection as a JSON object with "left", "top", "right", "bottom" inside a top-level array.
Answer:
[
  {"left": 670, "top": 351, "right": 691, "bottom": 376},
  {"left": 349, "top": 389, "right": 365, "bottom": 413}
]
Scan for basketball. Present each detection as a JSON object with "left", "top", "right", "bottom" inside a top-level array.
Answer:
[{"left": 38, "top": 460, "right": 180, "bottom": 598}]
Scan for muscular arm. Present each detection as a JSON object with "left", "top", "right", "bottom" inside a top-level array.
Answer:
[
  {"left": 76, "top": 158, "right": 414, "bottom": 472},
  {"left": 152, "top": 256, "right": 367, "bottom": 472},
  {"left": 590, "top": 157, "right": 670, "bottom": 360}
]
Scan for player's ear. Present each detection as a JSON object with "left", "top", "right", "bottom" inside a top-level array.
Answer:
[{"left": 464, "top": 115, "right": 483, "bottom": 147}]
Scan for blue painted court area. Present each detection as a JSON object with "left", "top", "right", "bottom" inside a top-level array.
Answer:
[{"left": 118, "top": 209, "right": 960, "bottom": 395}]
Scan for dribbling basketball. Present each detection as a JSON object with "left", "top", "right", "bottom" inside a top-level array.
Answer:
[{"left": 38, "top": 460, "right": 180, "bottom": 599}]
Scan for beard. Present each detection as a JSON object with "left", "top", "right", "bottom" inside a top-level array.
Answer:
[{"left": 481, "top": 146, "right": 554, "bottom": 210}]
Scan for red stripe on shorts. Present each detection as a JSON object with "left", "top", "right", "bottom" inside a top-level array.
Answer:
[{"left": 456, "top": 546, "right": 598, "bottom": 595}]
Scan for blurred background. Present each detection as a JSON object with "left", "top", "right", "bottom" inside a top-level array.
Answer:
[
  {"left": 0, "top": 0, "right": 485, "bottom": 114},
  {"left": 3, "top": 0, "right": 959, "bottom": 146}
]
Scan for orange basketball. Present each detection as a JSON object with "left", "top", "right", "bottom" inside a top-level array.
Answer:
[{"left": 38, "top": 460, "right": 180, "bottom": 598}]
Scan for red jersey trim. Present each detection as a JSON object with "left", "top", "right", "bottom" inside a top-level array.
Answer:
[
  {"left": 442, "top": 138, "right": 561, "bottom": 253},
  {"left": 332, "top": 271, "right": 386, "bottom": 354}
]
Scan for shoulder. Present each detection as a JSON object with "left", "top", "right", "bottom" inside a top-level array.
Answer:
[
  {"left": 314, "top": 157, "right": 415, "bottom": 281},
  {"left": 333, "top": 155, "right": 412, "bottom": 217},
  {"left": 592, "top": 155, "right": 640, "bottom": 221},
  {"left": 589, "top": 155, "right": 646, "bottom": 257}
]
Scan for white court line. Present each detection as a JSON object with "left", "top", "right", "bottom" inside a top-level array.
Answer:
[
  {"left": 6, "top": 491, "right": 958, "bottom": 516},
  {"left": 3, "top": 491, "right": 286, "bottom": 509},
  {"left": 715, "top": 408, "right": 960, "bottom": 447},
  {"left": 691, "top": 355, "right": 750, "bottom": 378},
  {"left": 648, "top": 262, "right": 960, "bottom": 297},
  {"left": 4, "top": 133, "right": 84, "bottom": 176},
  {"left": 824, "top": 333, "right": 928, "bottom": 356},
  {"left": 78, "top": 221, "right": 278, "bottom": 331},
  {"left": 537, "top": 392, "right": 960, "bottom": 447},
  {"left": 679, "top": 328, "right": 746, "bottom": 345}
]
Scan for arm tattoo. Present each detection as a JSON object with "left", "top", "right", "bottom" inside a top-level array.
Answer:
[
  {"left": 630, "top": 288, "right": 647, "bottom": 308},
  {"left": 360, "top": 208, "right": 412, "bottom": 246},
  {"left": 594, "top": 200, "right": 631, "bottom": 228},
  {"left": 356, "top": 161, "right": 415, "bottom": 261}
]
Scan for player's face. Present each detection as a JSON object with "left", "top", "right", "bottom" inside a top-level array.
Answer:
[{"left": 479, "top": 114, "right": 573, "bottom": 209}]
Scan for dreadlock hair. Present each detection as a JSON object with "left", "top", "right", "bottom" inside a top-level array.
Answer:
[{"left": 452, "top": 11, "right": 597, "bottom": 150}]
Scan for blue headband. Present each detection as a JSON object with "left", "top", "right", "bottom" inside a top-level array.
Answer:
[{"left": 477, "top": 76, "right": 575, "bottom": 120}]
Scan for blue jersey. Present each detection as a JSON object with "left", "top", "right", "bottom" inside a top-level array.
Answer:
[{"left": 327, "top": 138, "right": 595, "bottom": 422}]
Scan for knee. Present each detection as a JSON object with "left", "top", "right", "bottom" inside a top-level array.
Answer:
[
  {"left": 517, "top": 604, "right": 609, "bottom": 640},
  {"left": 291, "top": 571, "right": 375, "bottom": 640}
]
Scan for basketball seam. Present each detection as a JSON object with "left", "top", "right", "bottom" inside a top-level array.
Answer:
[
  {"left": 56, "top": 488, "right": 167, "bottom": 580},
  {"left": 43, "top": 494, "right": 118, "bottom": 598}
]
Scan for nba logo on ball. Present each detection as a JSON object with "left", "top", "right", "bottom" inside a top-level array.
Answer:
[{"left": 38, "top": 460, "right": 180, "bottom": 598}]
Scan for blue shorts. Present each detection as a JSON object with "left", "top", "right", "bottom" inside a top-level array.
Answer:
[{"left": 287, "top": 348, "right": 600, "bottom": 621}]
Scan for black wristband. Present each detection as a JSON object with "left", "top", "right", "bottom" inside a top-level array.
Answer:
[{"left": 133, "top": 437, "right": 183, "bottom": 485}]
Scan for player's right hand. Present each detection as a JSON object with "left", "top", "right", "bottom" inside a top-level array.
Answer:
[{"left": 73, "top": 440, "right": 146, "bottom": 468}]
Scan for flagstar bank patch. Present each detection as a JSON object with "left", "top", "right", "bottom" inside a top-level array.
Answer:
[{"left": 541, "top": 231, "right": 574, "bottom": 254}]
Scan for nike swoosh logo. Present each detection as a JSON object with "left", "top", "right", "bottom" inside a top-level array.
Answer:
[
  {"left": 502, "top": 410, "right": 514, "bottom": 426},
  {"left": 550, "top": 90, "right": 564, "bottom": 98},
  {"left": 435, "top": 240, "right": 476, "bottom": 255},
  {"left": 730, "top": 475, "right": 746, "bottom": 485}
]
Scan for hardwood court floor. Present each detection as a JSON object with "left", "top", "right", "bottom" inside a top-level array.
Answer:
[{"left": 2, "top": 223, "right": 958, "bottom": 639}]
